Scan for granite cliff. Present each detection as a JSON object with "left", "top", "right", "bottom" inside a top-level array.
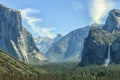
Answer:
[
  {"left": 0, "top": 4, "right": 46, "bottom": 64},
  {"left": 79, "top": 9, "right": 120, "bottom": 66}
]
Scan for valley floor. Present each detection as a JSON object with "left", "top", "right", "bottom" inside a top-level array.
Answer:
[{"left": 1, "top": 62, "right": 120, "bottom": 80}]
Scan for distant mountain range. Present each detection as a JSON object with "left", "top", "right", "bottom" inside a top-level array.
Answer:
[
  {"left": 45, "top": 26, "right": 90, "bottom": 62},
  {"left": 35, "top": 34, "right": 63, "bottom": 54},
  {"left": 45, "top": 24, "right": 103, "bottom": 62},
  {"left": 1, "top": 3, "right": 120, "bottom": 67}
]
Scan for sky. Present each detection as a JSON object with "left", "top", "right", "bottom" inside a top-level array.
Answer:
[{"left": 0, "top": 0, "right": 120, "bottom": 38}]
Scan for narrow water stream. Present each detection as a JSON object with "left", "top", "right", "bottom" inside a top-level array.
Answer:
[{"left": 104, "top": 44, "right": 111, "bottom": 66}]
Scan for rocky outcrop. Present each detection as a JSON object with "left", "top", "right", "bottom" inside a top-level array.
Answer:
[
  {"left": 79, "top": 9, "right": 120, "bottom": 66},
  {"left": 0, "top": 4, "right": 46, "bottom": 63},
  {"left": 52, "top": 34, "right": 63, "bottom": 44},
  {"left": 79, "top": 24, "right": 115, "bottom": 66},
  {"left": 104, "top": 9, "right": 120, "bottom": 64},
  {"left": 103, "top": 9, "right": 120, "bottom": 33}
]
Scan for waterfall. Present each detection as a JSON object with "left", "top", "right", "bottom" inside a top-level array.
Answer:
[{"left": 104, "top": 44, "right": 111, "bottom": 66}]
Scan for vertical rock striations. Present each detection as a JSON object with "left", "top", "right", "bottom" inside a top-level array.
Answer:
[
  {"left": 79, "top": 24, "right": 115, "bottom": 66},
  {"left": 79, "top": 9, "right": 120, "bottom": 66},
  {"left": 0, "top": 4, "right": 46, "bottom": 64}
]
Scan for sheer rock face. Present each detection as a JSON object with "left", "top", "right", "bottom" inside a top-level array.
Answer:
[
  {"left": 79, "top": 9, "right": 120, "bottom": 66},
  {"left": 104, "top": 9, "right": 120, "bottom": 64},
  {"left": 103, "top": 9, "right": 120, "bottom": 33},
  {"left": 0, "top": 4, "right": 46, "bottom": 63},
  {"left": 111, "top": 37, "right": 120, "bottom": 64},
  {"left": 79, "top": 25, "right": 115, "bottom": 66}
]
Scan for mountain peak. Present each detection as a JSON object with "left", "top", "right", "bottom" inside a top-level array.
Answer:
[
  {"left": 52, "top": 34, "right": 63, "bottom": 44},
  {"left": 56, "top": 34, "right": 63, "bottom": 37},
  {"left": 109, "top": 9, "right": 120, "bottom": 16},
  {"left": 103, "top": 9, "right": 120, "bottom": 33}
]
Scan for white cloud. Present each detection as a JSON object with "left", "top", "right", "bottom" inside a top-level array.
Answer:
[
  {"left": 20, "top": 8, "right": 42, "bottom": 24},
  {"left": 36, "top": 27, "right": 57, "bottom": 38},
  {"left": 20, "top": 8, "right": 56, "bottom": 38},
  {"left": 89, "top": 0, "right": 115, "bottom": 23}
]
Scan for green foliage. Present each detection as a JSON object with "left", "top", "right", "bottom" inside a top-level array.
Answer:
[
  {"left": 90, "top": 27, "right": 115, "bottom": 44},
  {"left": 0, "top": 50, "right": 45, "bottom": 80},
  {"left": 1, "top": 50, "right": 120, "bottom": 80},
  {"left": 36, "top": 63, "right": 120, "bottom": 80}
]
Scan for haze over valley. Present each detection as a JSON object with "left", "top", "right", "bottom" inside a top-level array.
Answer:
[{"left": 0, "top": 0, "right": 120, "bottom": 80}]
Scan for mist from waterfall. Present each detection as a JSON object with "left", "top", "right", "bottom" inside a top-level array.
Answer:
[{"left": 104, "top": 44, "right": 111, "bottom": 67}]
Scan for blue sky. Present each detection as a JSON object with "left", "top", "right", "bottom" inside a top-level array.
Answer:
[{"left": 0, "top": 0, "right": 120, "bottom": 38}]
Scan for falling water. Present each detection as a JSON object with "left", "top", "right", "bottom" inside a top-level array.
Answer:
[{"left": 104, "top": 44, "right": 111, "bottom": 67}]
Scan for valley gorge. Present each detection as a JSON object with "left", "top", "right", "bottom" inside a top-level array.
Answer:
[
  {"left": 1, "top": 3, "right": 120, "bottom": 67},
  {"left": 1, "top": 1, "right": 120, "bottom": 80}
]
